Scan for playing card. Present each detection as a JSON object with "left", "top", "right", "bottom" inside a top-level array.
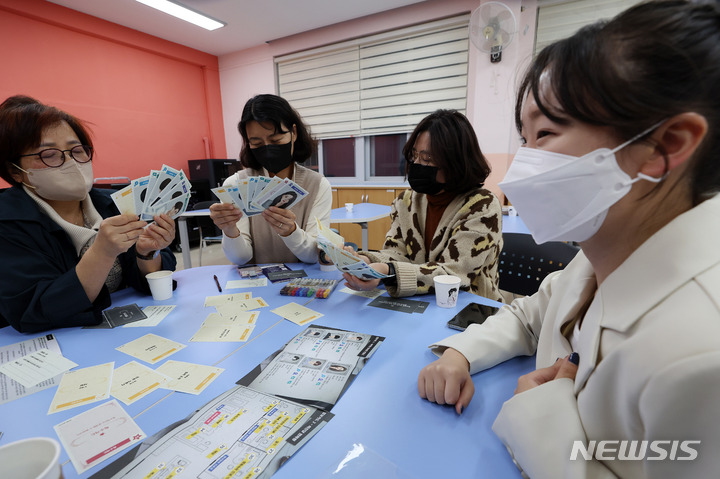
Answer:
[
  {"left": 140, "top": 170, "right": 161, "bottom": 216},
  {"left": 211, "top": 175, "right": 308, "bottom": 218},
  {"left": 122, "top": 169, "right": 191, "bottom": 221},
  {"left": 145, "top": 192, "right": 190, "bottom": 220},
  {"left": 131, "top": 175, "right": 151, "bottom": 218},
  {"left": 110, "top": 184, "right": 135, "bottom": 215}
]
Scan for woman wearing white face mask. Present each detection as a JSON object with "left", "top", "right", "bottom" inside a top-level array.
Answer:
[
  {"left": 0, "top": 95, "right": 177, "bottom": 333},
  {"left": 418, "top": 1, "right": 720, "bottom": 477}
]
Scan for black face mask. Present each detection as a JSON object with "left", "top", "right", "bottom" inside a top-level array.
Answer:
[
  {"left": 408, "top": 162, "right": 445, "bottom": 195},
  {"left": 251, "top": 142, "right": 293, "bottom": 173}
]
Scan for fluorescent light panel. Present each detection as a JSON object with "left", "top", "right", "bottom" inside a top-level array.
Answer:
[{"left": 135, "top": 0, "right": 225, "bottom": 31}]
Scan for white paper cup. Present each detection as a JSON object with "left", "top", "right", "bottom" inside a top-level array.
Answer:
[
  {"left": 0, "top": 437, "right": 62, "bottom": 479},
  {"left": 345, "top": 202, "right": 354, "bottom": 212},
  {"left": 508, "top": 206, "right": 517, "bottom": 217},
  {"left": 146, "top": 270, "right": 173, "bottom": 301},
  {"left": 434, "top": 275, "right": 461, "bottom": 308}
]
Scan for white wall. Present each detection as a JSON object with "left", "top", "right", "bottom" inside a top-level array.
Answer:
[{"left": 218, "top": 0, "right": 538, "bottom": 199}]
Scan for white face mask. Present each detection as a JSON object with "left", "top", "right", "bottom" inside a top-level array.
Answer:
[
  {"left": 14, "top": 160, "right": 93, "bottom": 201},
  {"left": 499, "top": 123, "right": 664, "bottom": 244}
]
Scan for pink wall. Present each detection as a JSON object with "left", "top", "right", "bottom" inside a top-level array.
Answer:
[
  {"left": 468, "top": 0, "right": 537, "bottom": 200},
  {"left": 0, "top": 0, "right": 226, "bottom": 188},
  {"left": 218, "top": 0, "right": 538, "bottom": 201}
]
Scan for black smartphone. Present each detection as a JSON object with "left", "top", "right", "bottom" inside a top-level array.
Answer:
[{"left": 446, "top": 302, "right": 500, "bottom": 331}]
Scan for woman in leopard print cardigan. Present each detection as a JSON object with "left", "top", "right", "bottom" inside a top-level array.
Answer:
[{"left": 343, "top": 110, "right": 503, "bottom": 301}]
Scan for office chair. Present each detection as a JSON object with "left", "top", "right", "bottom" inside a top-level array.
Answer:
[
  {"left": 192, "top": 200, "right": 223, "bottom": 266},
  {"left": 498, "top": 233, "right": 580, "bottom": 297}
]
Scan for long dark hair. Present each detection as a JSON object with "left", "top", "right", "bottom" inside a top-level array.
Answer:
[
  {"left": 238, "top": 94, "right": 316, "bottom": 170},
  {"left": 402, "top": 109, "right": 491, "bottom": 194},
  {"left": 0, "top": 95, "right": 93, "bottom": 186},
  {"left": 516, "top": 0, "right": 720, "bottom": 205}
]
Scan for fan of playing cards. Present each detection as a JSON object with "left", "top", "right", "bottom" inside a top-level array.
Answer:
[
  {"left": 110, "top": 165, "right": 191, "bottom": 220},
  {"left": 315, "top": 219, "right": 392, "bottom": 280},
  {"left": 211, "top": 176, "right": 308, "bottom": 216}
]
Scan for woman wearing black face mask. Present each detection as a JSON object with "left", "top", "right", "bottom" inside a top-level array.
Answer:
[
  {"left": 343, "top": 110, "right": 503, "bottom": 300},
  {"left": 209, "top": 94, "right": 332, "bottom": 265}
]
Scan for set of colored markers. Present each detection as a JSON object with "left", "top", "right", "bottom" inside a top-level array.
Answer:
[{"left": 279, "top": 278, "right": 340, "bottom": 299}]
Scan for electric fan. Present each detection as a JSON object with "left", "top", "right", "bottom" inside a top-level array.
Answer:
[{"left": 470, "top": 2, "right": 517, "bottom": 63}]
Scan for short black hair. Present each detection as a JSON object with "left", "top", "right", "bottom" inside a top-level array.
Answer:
[
  {"left": 402, "top": 109, "right": 491, "bottom": 194},
  {"left": 238, "top": 94, "right": 316, "bottom": 170}
]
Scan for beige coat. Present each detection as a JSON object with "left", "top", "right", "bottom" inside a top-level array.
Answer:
[
  {"left": 221, "top": 164, "right": 331, "bottom": 265},
  {"left": 432, "top": 194, "right": 720, "bottom": 478}
]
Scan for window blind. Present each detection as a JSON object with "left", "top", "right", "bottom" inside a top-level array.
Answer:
[
  {"left": 535, "top": 0, "right": 641, "bottom": 54},
  {"left": 276, "top": 15, "right": 469, "bottom": 139}
]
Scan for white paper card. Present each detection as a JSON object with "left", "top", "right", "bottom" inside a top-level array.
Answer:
[
  {"left": 271, "top": 303, "right": 324, "bottom": 326},
  {"left": 54, "top": 399, "right": 145, "bottom": 473},
  {"left": 215, "top": 297, "right": 268, "bottom": 315},
  {"left": 0, "top": 348, "right": 77, "bottom": 388},
  {"left": 122, "top": 305, "right": 177, "bottom": 327},
  {"left": 48, "top": 362, "right": 114, "bottom": 414},
  {"left": 225, "top": 278, "right": 268, "bottom": 289},
  {"left": 115, "top": 334, "right": 185, "bottom": 365},
  {"left": 203, "top": 292, "right": 253, "bottom": 307},
  {"left": 111, "top": 361, "right": 168, "bottom": 405},
  {"left": 156, "top": 360, "right": 223, "bottom": 395},
  {"left": 190, "top": 312, "right": 258, "bottom": 342},
  {"left": 0, "top": 335, "right": 63, "bottom": 405}
]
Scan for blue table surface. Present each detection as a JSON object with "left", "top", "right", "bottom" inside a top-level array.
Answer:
[
  {"left": 0, "top": 264, "right": 533, "bottom": 479},
  {"left": 329, "top": 202, "right": 391, "bottom": 222}
]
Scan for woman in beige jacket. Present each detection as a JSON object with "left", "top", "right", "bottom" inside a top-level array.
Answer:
[{"left": 418, "top": 1, "right": 720, "bottom": 477}]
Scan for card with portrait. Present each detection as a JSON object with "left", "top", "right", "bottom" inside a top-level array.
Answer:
[
  {"left": 211, "top": 175, "right": 308, "bottom": 217},
  {"left": 112, "top": 167, "right": 190, "bottom": 220}
]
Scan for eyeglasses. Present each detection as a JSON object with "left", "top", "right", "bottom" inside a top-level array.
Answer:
[
  {"left": 407, "top": 149, "right": 434, "bottom": 166},
  {"left": 19, "top": 145, "right": 93, "bottom": 168}
]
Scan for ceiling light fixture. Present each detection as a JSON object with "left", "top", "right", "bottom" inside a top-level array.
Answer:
[{"left": 135, "top": 0, "right": 225, "bottom": 31}]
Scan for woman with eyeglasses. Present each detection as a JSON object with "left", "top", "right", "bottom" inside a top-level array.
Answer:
[
  {"left": 419, "top": 1, "right": 720, "bottom": 477},
  {"left": 0, "top": 95, "right": 177, "bottom": 333},
  {"left": 342, "top": 109, "right": 503, "bottom": 300},
  {"left": 209, "top": 94, "right": 331, "bottom": 265}
]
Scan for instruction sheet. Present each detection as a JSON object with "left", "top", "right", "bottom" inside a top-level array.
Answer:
[
  {"left": 93, "top": 385, "right": 332, "bottom": 479},
  {"left": 0, "top": 334, "right": 62, "bottom": 404},
  {"left": 237, "top": 325, "right": 384, "bottom": 411}
]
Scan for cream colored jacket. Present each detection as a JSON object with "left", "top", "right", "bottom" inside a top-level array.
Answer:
[{"left": 431, "top": 194, "right": 720, "bottom": 478}]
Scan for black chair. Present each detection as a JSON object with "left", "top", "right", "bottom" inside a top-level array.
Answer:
[
  {"left": 192, "top": 200, "right": 223, "bottom": 266},
  {"left": 498, "top": 233, "right": 580, "bottom": 297}
]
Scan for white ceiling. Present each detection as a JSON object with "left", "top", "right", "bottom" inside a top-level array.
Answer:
[{"left": 47, "top": 0, "right": 430, "bottom": 56}]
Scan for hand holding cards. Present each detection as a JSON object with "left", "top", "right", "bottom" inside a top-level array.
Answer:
[
  {"left": 211, "top": 175, "right": 307, "bottom": 216},
  {"left": 110, "top": 164, "right": 191, "bottom": 220},
  {"left": 315, "top": 218, "right": 392, "bottom": 279}
]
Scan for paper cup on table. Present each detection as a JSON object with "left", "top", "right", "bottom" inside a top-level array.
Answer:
[
  {"left": 146, "top": 270, "right": 173, "bottom": 300},
  {"left": 345, "top": 202, "right": 354, "bottom": 212},
  {"left": 434, "top": 275, "right": 461, "bottom": 308},
  {"left": 0, "top": 437, "right": 62, "bottom": 479}
]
